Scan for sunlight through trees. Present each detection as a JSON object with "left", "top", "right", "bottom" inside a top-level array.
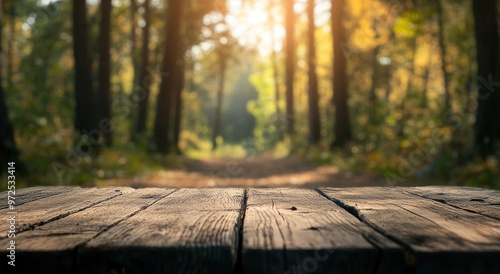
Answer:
[{"left": 0, "top": 0, "right": 499, "bottom": 188}]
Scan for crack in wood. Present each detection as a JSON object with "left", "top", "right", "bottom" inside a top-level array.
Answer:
[
  {"left": 317, "top": 188, "right": 415, "bottom": 274},
  {"left": 0, "top": 191, "right": 125, "bottom": 239},
  {"left": 404, "top": 190, "right": 500, "bottom": 222},
  {"left": 232, "top": 189, "right": 247, "bottom": 274},
  {"left": 79, "top": 189, "right": 179, "bottom": 245}
]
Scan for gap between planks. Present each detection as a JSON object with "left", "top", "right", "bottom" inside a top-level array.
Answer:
[
  {"left": 1, "top": 187, "right": 403, "bottom": 274},
  {"left": 4, "top": 187, "right": 497, "bottom": 273},
  {"left": 77, "top": 188, "right": 246, "bottom": 274},
  {"left": 242, "top": 188, "right": 404, "bottom": 274},
  {"left": 0, "top": 186, "right": 80, "bottom": 210},
  {"left": 403, "top": 186, "right": 500, "bottom": 221},
  {"left": 0, "top": 187, "right": 134, "bottom": 238},
  {"left": 0, "top": 188, "right": 179, "bottom": 274},
  {"left": 319, "top": 187, "right": 500, "bottom": 273}
]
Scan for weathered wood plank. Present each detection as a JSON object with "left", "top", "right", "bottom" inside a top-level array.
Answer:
[
  {"left": 406, "top": 186, "right": 500, "bottom": 220},
  {"left": 0, "top": 186, "right": 80, "bottom": 209},
  {"left": 242, "top": 188, "right": 406, "bottom": 274},
  {"left": 320, "top": 187, "right": 500, "bottom": 273},
  {"left": 0, "top": 187, "right": 133, "bottom": 237},
  {"left": 77, "top": 188, "right": 245, "bottom": 274},
  {"left": 0, "top": 188, "right": 176, "bottom": 274}
]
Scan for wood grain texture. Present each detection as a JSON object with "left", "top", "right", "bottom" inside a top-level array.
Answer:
[
  {"left": 0, "top": 188, "right": 175, "bottom": 274},
  {"left": 320, "top": 187, "right": 500, "bottom": 273},
  {"left": 242, "top": 188, "right": 405, "bottom": 274},
  {"left": 77, "top": 188, "right": 245, "bottom": 274},
  {"left": 1, "top": 186, "right": 499, "bottom": 274},
  {"left": 0, "top": 187, "right": 133, "bottom": 237},
  {"left": 406, "top": 186, "right": 500, "bottom": 220},
  {"left": 0, "top": 186, "right": 80, "bottom": 209}
]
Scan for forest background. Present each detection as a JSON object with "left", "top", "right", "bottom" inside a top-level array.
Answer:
[{"left": 0, "top": 0, "right": 499, "bottom": 189}]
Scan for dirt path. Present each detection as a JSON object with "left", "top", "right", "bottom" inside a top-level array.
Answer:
[{"left": 104, "top": 157, "right": 386, "bottom": 188}]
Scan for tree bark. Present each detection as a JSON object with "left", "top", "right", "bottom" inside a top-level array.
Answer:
[
  {"left": 153, "top": 0, "right": 184, "bottom": 153},
  {"left": 307, "top": 0, "right": 321, "bottom": 144},
  {"left": 212, "top": 54, "right": 226, "bottom": 151},
  {"left": 331, "top": 0, "right": 352, "bottom": 148},
  {"left": 472, "top": 0, "right": 500, "bottom": 157},
  {"left": 72, "top": 0, "right": 99, "bottom": 146},
  {"left": 98, "top": 0, "right": 112, "bottom": 147},
  {"left": 284, "top": 0, "right": 295, "bottom": 135},
  {"left": 134, "top": 0, "right": 151, "bottom": 137},
  {"left": 0, "top": 0, "right": 22, "bottom": 171}
]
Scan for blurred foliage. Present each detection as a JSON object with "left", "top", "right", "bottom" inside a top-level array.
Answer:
[{"left": 3, "top": 0, "right": 499, "bottom": 189}]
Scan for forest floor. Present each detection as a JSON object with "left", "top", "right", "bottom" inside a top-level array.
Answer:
[{"left": 101, "top": 157, "right": 387, "bottom": 188}]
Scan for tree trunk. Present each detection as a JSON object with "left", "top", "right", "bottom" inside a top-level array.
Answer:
[
  {"left": 98, "top": 0, "right": 112, "bottom": 147},
  {"left": 397, "top": 38, "right": 417, "bottom": 139},
  {"left": 384, "top": 62, "right": 392, "bottom": 100},
  {"left": 7, "top": 0, "right": 14, "bottom": 87},
  {"left": 271, "top": 40, "right": 283, "bottom": 139},
  {"left": 269, "top": 0, "right": 283, "bottom": 139},
  {"left": 331, "top": 0, "right": 352, "bottom": 148},
  {"left": 134, "top": 0, "right": 151, "bottom": 138},
  {"left": 128, "top": 0, "right": 139, "bottom": 141},
  {"left": 472, "top": 0, "right": 500, "bottom": 157},
  {"left": 284, "top": 0, "right": 295, "bottom": 135},
  {"left": 369, "top": 46, "right": 379, "bottom": 126},
  {"left": 436, "top": 0, "right": 450, "bottom": 112},
  {"left": 212, "top": 54, "right": 227, "bottom": 151},
  {"left": 307, "top": 0, "right": 321, "bottom": 144},
  {"left": 368, "top": 0, "right": 379, "bottom": 127},
  {"left": 421, "top": 47, "right": 432, "bottom": 108},
  {"left": 72, "top": 0, "right": 99, "bottom": 146},
  {"left": 173, "top": 49, "right": 185, "bottom": 154},
  {"left": 130, "top": 0, "right": 139, "bottom": 87},
  {"left": 0, "top": 88, "right": 20, "bottom": 171},
  {"left": 153, "top": 0, "right": 184, "bottom": 153},
  {"left": 0, "top": 0, "right": 22, "bottom": 171}
]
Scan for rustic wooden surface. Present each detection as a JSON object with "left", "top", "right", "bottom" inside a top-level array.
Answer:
[
  {"left": 319, "top": 187, "right": 500, "bottom": 273},
  {"left": 242, "top": 188, "right": 404, "bottom": 274},
  {"left": 1, "top": 186, "right": 499, "bottom": 274}
]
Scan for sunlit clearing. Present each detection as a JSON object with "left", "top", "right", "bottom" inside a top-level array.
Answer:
[{"left": 226, "top": 0, "right": 285, "bottom": 56}]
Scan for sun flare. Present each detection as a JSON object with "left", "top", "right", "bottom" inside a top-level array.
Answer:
[{"left": 226, "top": 0, "right": 285, "bottom": 55}]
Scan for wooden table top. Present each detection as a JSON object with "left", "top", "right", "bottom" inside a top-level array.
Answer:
[{"left": 1, "top": 186, "right": 499, "bottom": 274}]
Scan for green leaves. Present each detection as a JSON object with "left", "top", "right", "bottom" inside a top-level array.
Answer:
[{"left": 393, "top": 10, "right": 423, "bottom": 38}]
